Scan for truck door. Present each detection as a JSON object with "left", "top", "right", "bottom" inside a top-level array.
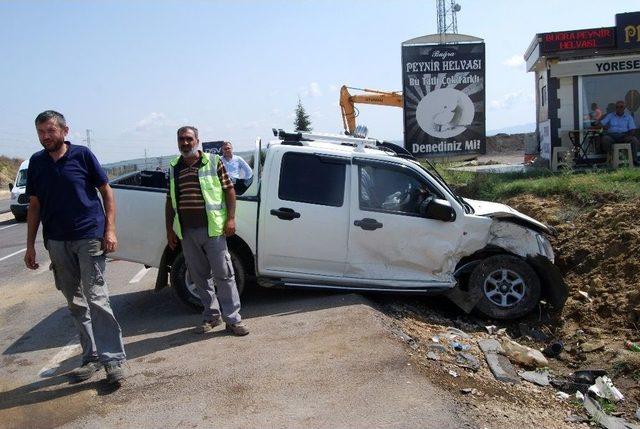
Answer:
[
  {"left": 345, "top": 159, "right": 460, "bottom": 286},
  {"left": 258, "top": 150, "right": 350, "bottom": 278}
]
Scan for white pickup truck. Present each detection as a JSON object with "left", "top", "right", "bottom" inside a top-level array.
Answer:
[{"left": 110, "top": 130, "right": 567, "bottom": 320}]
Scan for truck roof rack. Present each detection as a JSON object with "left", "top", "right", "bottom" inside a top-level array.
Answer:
[{"left": 271, "top": 128, "right": 416, "bottom": 160}]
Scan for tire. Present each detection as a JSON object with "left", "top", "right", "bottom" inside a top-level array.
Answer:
[
  {"left": 170, "top": 248, "right": 246, "bottom": 312},
  {"left": 469, "top": 254, "right": 541, "bottom": 320},
  {"left": 14, "top": 213, "right": 27, "bottom": 222}
]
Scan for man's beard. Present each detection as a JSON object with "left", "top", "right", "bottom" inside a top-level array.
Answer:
[
  {"left": 180, "top": 147, "right": 198, "bottom": 157},
  {"left": 42, "top": 139, "right": 64, "bottom": 152}
]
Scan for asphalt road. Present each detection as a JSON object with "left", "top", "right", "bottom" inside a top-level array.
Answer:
[{"left": 0, "top": 216, "right": 472, "bottom": 428}]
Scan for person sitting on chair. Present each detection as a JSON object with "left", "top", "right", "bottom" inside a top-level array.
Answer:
[{"left": 597, "top": 100, "right": 638, "bottom": 165}]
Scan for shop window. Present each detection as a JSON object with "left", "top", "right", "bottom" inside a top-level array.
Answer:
[{"left": 581, "top": 72, "right": 640, "bottom": 129}]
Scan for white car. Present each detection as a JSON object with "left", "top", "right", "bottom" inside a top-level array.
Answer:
[
  {"left": 9, "top": 159, "right": 29, "bottom": 222},
  {"left": 110, "top": 130, "right": 567, "bottom": 320}
]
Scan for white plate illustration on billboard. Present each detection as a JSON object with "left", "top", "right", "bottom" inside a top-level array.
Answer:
[{"left": 415, "top": 87, "right": 474, "bottom": 138}]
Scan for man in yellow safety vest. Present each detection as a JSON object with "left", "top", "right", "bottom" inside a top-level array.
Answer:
[{"left": 165, "top": 126, "right": 249, "bottom": 336}]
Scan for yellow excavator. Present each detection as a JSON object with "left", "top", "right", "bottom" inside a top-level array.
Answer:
[{"left": 339, "top": 85, "right": 403, "bottom": 135}]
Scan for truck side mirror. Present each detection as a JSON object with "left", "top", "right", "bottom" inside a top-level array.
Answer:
[
  {"left": 420, "top": 197, "right": 456, "bottom": 222},
  {"left": 8, "top": 183, "right": 13, "bottom": 192},
  {"left": 233, "top": 177, "right": 253, "bottom": 196}
]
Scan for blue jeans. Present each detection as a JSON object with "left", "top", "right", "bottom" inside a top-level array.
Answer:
[{"left": 46, "top": 238, "right": 126, "bottom": 365}]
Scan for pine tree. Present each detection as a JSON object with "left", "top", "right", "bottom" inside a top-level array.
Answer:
[{"left": 293, "top": 98, "right": 312, "bottom": 132}]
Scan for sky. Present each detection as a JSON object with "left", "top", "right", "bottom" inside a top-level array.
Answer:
[{"left": 0, "top": 0, "right": 637, "bottom": 163}]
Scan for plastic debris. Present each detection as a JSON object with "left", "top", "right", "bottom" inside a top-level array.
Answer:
[
  {"left": 583, "top": 395, "right": 640, "bottom": 429},
  {"left": 451, "top": 341, "right": 471, "bottom": 352},
  {"left": 519, "top": 370, "right": 550, "bottom": 386},
  {"left": 428, "top": 344, "right": 447, "bottom": 353},
  {"left": 448, "top": 369, "right": 459, "bottom": 378},
  {"left": 485, "top": 325, "right": 497, "bottom": 335},
  {"left": 575, "top": 391, "right": 585, "bottom": 401},
  {"left": 542, "top": 340, "right": 564, "bottom": 358},
  {"left": 625, "top": 340, "right": 640, "bottom": 353},
  {"left": 431, "top": 336, "right": 440, "bottom": 343},
  {"left": 577, "top": 290, "right": 593, "bottom": 302},
  {"left": 446, "top": 327, "right": 470, "bottom": 339},
  {"left": 501, "top": 339, "right": 549, "bottom": 368},
  {"left": 572, "top": 369, "right": 607, "bottom": 385},
  {"left": 588, "top": 376, "right": 624, "bottom": 402},
  {"left": 456, "top": 353, "right": 480, "bottom": 372},
  {"left": 460, "top": 388, "right": 477, "bottom": 395},
  {"left": 555, "top": 392, "right": 570, "bottom": 400},
  {"left": 426, "top": 352, "right": 440, "bottom": 361}
]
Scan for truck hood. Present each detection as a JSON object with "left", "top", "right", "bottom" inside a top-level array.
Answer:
[{"left": 465, "top": 198, "right": 556, "bottom": 236}]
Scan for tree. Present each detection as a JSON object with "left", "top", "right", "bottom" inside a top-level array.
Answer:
[{"left": 293, "top": 98, "right": 312, "bottom": 132}]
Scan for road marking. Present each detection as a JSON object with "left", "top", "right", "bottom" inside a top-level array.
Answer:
[
  {"left": 0, "top": 223, "right": 18, "bottom": 231},
  {"left": 0, "top": 248, "right": 26, "bottom": 262},
  {"left": 38, "top": 337, "right": 80, "bottom": 377},
  {"left": 129, "top": 266, "right": 151, "bottom": 284}
]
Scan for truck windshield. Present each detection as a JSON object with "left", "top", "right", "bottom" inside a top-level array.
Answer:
[
  {"left": 414, "top": 161, "right": 474, "bottom": 214},
  {"left": 16, "top": 170, "right": 27, "bottom": 187}
]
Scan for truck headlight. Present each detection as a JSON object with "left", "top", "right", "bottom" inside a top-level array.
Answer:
[{"left": 536, "top": 234, "right": 555, "bottom": 263}]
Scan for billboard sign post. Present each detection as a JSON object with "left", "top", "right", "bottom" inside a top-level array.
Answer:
[{"left": 402, "top": 35, "right": 486, "bottom": 158}]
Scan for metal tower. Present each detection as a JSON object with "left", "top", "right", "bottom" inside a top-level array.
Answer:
[{"left": 436, "top": 0, "right": 461, "bottom": 35}]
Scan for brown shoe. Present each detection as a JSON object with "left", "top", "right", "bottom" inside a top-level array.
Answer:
[
  {"left": 195, "top": 318, "right": 221, "bottom": 334},
  {"left": 225, "top": 322, "right": 249, "bottom": 336}
]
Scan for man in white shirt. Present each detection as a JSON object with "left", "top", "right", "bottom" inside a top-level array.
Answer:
[{"left": 221, "top": 141, "right": 253, "bottom": 183}]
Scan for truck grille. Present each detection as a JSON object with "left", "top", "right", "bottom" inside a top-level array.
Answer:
[{"left": 17, "top": 194, "right": 29, "bottom": 204}]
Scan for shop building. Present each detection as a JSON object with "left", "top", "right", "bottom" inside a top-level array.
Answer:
[{"left": 524, "top": 11, "right": 640, "bottom": 167}]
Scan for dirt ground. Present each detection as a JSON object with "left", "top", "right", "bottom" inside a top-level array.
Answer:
[{"left": 379, "top": 194, "right": 640, "bottom": 428}]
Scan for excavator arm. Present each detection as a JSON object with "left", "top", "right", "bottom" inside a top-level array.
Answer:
[{"left": 339, "top": 85, "right": 403, "bottom": 134}]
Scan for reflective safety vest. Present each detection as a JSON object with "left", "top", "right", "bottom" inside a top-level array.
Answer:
[{"left": 169, "top": 152, "right": 226, "bottom": 239}]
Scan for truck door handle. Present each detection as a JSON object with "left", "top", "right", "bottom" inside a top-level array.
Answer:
[
  {"left": 270, "top": 207, "right": 301, "bottom": 220},
  {"left": 354, "top": 218, "right": 383, "bottom": 231}
]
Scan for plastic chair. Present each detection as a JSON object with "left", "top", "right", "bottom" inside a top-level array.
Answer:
[
  {"left": 551, "top": 147, "right": 573, "bottom": 171},
  {"left": 609, "top": 143, "right": 633, "bottom": 168}
]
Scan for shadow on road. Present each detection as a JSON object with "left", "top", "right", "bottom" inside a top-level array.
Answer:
[{"left": 0, "top": 285, "right": 358, "bottom": 410}]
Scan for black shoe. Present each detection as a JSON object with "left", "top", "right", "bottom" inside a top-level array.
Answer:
[
  {"left": 105, "top": 361, "right": 125, "bottom": 384},
  {"left": 68, "top": 361, "right": 102, "bottom": 382}
]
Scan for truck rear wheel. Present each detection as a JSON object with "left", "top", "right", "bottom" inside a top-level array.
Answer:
[
  {"left": 170, "top": 249, "right": 246, "bottom": 312},
  {"left": 469, "top": 254, "right": 541, "bottom": 320}
]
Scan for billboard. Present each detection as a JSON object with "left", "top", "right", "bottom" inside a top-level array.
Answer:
[
  {"left": 402, "top": 42, "right": 486, "bottom": 157},
  {"left": 202, "top": 140, "right": 225, "bottom": 155}
]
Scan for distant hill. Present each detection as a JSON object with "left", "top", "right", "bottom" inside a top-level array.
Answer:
[
  {"left": 0, "top": 156, "right": 23, "bottom": 188},
  {"left": 487, "top": 123, "right": 536, "bottom": 136}
]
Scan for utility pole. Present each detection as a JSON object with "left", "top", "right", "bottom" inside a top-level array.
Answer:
[
  {"left": 85, "top": 129, "right": 92, "bottom": 149},
  {"left": 144, "top": 149, "right": 148, "bottom": 170}
]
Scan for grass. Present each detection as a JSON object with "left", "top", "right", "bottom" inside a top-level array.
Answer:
[{"left": 432, "top": 165, "right": 640, "bottom": 204}]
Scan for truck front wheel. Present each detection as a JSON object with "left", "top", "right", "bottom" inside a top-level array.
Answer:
[
  {"left": 469, "top": 254, "right": 541, "bottom": 320},
  {"left": 170, "top": 249, "right": 247, "bottom": 312}
]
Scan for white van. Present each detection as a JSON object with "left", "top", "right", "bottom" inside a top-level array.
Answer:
[{"left": 9, "top": 159, "right": 29, "bottom": 222}]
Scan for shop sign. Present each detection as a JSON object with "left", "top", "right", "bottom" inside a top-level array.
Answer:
[
  {"left": 402, "top": 42, "right": 486, "bottom": 157},
  {"left": 617, "top": 12, "right": 640, "bottom": 50},
  {"left": 540, "top": 28, "right": 615, "bottom": 53},
  {"left": 550, "top": 54, "right": 640, "bottom": 77}
]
